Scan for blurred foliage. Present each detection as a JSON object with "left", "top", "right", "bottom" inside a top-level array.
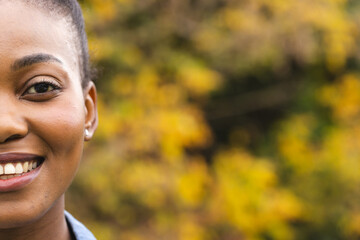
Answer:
[{"left": 66, "top": 0, "right": 360, "bottom": 239}]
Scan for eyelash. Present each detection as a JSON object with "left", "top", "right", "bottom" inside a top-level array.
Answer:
[
  {"left": 19, "top": 77, "right": 62, "bottom": 102},
  {"left": 24, "top": 79, "right": 61, "bottom": 94}
]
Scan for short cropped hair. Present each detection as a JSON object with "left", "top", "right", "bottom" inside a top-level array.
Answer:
[{"left": 23, "top": 0, "right": 91, "bottom": 88}]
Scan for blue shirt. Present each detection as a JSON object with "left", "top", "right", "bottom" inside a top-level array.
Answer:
[{"left": 65, "top": 211, "right": 96, "bottom": 240}]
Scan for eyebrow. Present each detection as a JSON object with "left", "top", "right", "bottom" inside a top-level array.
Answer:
[{"left": 11, "top": 53, "right": 62, "bottom": 71}]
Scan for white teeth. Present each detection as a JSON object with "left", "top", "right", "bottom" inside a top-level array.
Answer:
[
  {"left": 4, "top": 163, "right": 15, "bottom": 174},
  {"left": 23, "top": 162, "right": 28, "bottom": 172},
  {"left": 15, "top": 163, "right": 23, "bottom": 174},
  {"left": 0, "top": 160, "right": 40, "bottom": 178}
]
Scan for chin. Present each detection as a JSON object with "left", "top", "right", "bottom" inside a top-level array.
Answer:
[
  {"left": 0, "top": 209, "right": 43, "bottom": 229},
  {"left": 0, "top": 193, "right": 65, "bottom": 229}
]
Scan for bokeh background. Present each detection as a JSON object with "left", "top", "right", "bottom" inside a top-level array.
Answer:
[{"left": 66, "top": 0, "right": 360, "bottom": 239}]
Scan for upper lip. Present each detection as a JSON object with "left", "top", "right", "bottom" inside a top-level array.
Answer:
[{"left": 0, "top": 153, "right": 43, "bottom": 163}]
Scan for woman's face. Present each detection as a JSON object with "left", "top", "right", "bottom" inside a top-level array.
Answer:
[{"left": 0, "top": 1, "right": 97, "bottom": 228}]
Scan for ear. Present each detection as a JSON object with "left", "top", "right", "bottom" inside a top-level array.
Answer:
[{"left": 83, "top": 81, "right": 98, "bottom": 141}]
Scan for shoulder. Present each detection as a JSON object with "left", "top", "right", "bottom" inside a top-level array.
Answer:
[{"left": 65, "top": 211, "right": 97, "bottom": 240}]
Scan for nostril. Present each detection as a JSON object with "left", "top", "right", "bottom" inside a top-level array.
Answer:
[
  {"left": 4, "top": 134, "right": 24, "bottom": 143},
  {"left": 0, "top": 117, "right": 28, "bottom": 143}
]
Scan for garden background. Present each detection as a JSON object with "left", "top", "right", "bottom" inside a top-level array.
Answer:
[{"left": 67, "top": 0, "right": 360, "bottom": 239}]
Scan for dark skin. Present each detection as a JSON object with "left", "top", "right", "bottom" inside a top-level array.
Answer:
[{"left": 0, "top": 1, "right": 97, "bottom": 239}]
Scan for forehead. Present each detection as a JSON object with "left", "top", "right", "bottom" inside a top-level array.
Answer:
[{"left": 0, "top": 1, "right": 79, "bottom": 78}]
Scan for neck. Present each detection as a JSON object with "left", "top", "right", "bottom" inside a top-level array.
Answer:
[{"left": 0, "top": 195, "right": 71, "bottom": 240}]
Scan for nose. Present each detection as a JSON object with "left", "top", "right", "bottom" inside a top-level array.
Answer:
[{"left": 0, "top": 102, "right": 28, "bottom": 143}]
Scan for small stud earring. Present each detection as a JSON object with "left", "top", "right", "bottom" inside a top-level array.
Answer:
[{"left": 85, "top": 129, "right": 90, "bottom": 137}]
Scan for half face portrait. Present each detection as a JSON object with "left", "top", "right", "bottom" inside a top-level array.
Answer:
[{"left": 0, "top": 1, "right": 97, "bottom": 239}]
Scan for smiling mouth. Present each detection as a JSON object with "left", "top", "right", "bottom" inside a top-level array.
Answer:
[{"left": 0, "top": 154, "right": 44, "bottom": 180}]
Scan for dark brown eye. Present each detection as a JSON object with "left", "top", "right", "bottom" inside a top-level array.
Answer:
[{"left": 26, "top": 82, "right": 55, "bottom": 94}]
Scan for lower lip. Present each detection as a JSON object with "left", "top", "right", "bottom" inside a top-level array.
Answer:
[{"left": 0, "top": 164, "right": 42, "bottom": 192}]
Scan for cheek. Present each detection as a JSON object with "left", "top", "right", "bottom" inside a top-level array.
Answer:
[
  {"left": 27, "top": 97, "right": 86, "bottom": 185},
  {"left": 30, "top": 99, "right": 85, "bottom": 153}
]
